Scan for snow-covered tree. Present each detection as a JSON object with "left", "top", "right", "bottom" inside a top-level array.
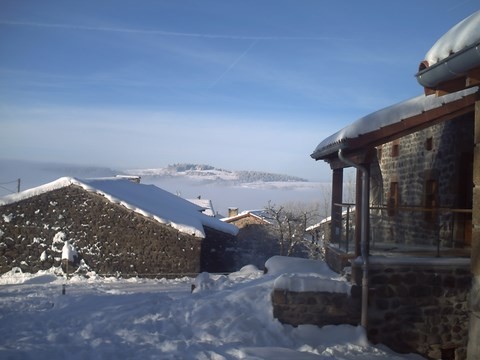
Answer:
[{"left": 265, "top": 201, "right": 321, "bottom": 258}]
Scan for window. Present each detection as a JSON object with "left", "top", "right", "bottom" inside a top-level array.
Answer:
[
  {"left": 388, "top": 182, "right": 399, "bottom": 216},
  {"left": 391, "top": 140, "right": 400, "bottom": 157},
  {"left": 425, "top": 137, "right": 433, "bottom": 151},
  {"left": 424, "top": 179, "right": 438, "bottom": 221}
]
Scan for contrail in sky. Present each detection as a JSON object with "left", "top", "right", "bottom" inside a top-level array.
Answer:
[
  {"left": 0, "top": 20, "right": 346, "bottom": 41},
  {"left": 208, "top": 39, "right": 258, "bottom": 89}
]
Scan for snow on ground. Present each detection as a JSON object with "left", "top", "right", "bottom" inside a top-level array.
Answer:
[{"left": 0, "top": 261, "right": 424, "bottom": 360}]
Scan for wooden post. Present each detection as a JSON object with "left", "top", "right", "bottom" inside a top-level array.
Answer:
[
  {"left": 472, "top": 101, "right": 480, "bottom": 282},
  {"left": 467, "top": 100, "right": 480, "bottom": 359},
  {"left": 331, "top": 168, "right": 344, "bottom": 246},
  {"left": 355, "top": 169, "right": 362, "bottom": 257}
]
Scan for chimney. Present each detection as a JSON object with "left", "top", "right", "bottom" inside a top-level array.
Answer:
[{"left": 228, "top": 207, "right": 239, "bottom": 217}]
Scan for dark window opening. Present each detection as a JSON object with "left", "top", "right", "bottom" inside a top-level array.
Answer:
[
  {"left": 425, "top": 137, "right": 433, "bottom": 151},
  {"left": 424, "top": 179, "right": 438, "bottom": 221},
  {"left": 391, "top": 141, "right": 400, "bottom": 157},
  {"left": 440, "top": 347, "right": 455, "bottom": 360},
  {"left": 388, "top": 182, "right": 399, "bottom": 216}
]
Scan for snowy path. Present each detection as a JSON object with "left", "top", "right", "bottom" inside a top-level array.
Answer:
[{"left": 0, "top": 267, "right": 424, "bottom": 359}]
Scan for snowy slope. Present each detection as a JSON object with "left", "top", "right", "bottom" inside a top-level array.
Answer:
[
  {"left": 125, "top": 163, "right": 308, "bottom": 184},
  {"left": 0, "top": 159, "right": 326, "bottom": 217},
  {"left": 0, "top": 264, "right": 423, "bottom": 360}
]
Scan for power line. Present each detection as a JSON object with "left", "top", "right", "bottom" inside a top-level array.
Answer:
[
  {"left": 0, "top": 179, "right": 19, "bottom": 185},
  {"left": 0, "top": 178, "right": 20, "bottom": 193}
]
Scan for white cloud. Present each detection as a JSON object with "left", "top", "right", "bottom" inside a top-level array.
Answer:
[{"left": 0, "top": 20, "right": 348, "bottom": 41}]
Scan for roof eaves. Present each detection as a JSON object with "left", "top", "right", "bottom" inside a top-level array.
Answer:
[
  {"left": 416, "top": 39, "right": 480, "bottom": 89},
  {"left": 310, "top": 86, "right": 479, "bottom": 161},
  {"left": 310, "top": 139, "right": 349, "bottom": 161}
]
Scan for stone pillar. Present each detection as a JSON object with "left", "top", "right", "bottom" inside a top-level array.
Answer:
[
  {"left": 467, "top": 100, "right": 480, "bottom": 359},
  {"left": 331, "top": 168, "right": 344, "bottom": 245}
]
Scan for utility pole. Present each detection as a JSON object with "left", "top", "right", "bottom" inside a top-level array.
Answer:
[{"left": 17, "top": 178, "right": 20, "bottom": 193}]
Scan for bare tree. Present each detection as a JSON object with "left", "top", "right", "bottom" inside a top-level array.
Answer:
[
  {"left": 318, "top": 183, "right": 331, "bottom": 220},
  {"left": 309, "top": 184, "right": 333, "bottom": 259},
  {"left": 265, "top": 201, "right": 321, "bottom": 257}
]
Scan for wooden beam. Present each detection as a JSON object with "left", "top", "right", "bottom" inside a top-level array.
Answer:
[
  {"left": 435, "top": 77, "right": 468, "bottom": 96},
  {"left": 472, "top": 100, "right": 480, "bottom": 276},
  {"left": 423, "top": 65, "right": 480, "bottom": 96},
  {"left": 331, "top": 169, "right": 344, "bottom": 246},
  {"left": 466, "top": 68, "right": 480, "bottom": 88}
]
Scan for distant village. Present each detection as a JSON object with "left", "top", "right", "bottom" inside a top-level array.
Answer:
[{"left": 1, "top": 10, "right": 480, "bottom": 360}]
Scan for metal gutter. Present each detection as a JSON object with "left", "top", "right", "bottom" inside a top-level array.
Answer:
[
  {"left": 338, "top": 149, "right": 369, "bottom": 329},
  {"left": 311, "top": 139, "right": 348, "bottom": 161},
  {"left": 416, "top": 39, "right": 480, "bottom": 88}
]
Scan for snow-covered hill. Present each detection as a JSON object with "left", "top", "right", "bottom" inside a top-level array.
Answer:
[
  {"left": 124, "top": 163, "right": 308, "bottom": 184},
  {"left": 0, "top": 159, "right": 326, "bottom": 216}
]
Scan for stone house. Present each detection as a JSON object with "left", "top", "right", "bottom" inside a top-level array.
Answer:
[
  {"left": 310, "top": 11, "right": 480, "bottom": 360},
  {"left": 222, "top": 209, "right": 279, "bottom": 269},
  {"left": 0, "top": 177, "right": 238, "bottom": 277},
  {"left": 306, "top": 207, "right": 356, "bottom": 272}
]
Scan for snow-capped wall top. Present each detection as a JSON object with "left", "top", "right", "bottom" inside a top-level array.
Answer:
[
  {"left": 311, "top": 86, "right": 478, "bottom": 159},
  {"left": 424, "top": 10, "right": 480, "bottom": 66},
  {"left": 0, "top": 177, "right": 238, "bottom": 238}
]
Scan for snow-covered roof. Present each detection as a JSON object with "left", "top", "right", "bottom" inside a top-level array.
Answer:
[
  {"left": 424, "top": 10, "right": 480, "bottom": 66},
  {"left": 417, "top": 11, "right": 480, "bottom": 90},
  {"left": 187, "top": 198, "right": 216, "bottom": 217},
  {"left": 311, "top": 86, "right": 479, "bottom": 160},
  {"left": 221, "top": 209, "right": 272, "bottom": 224},
  {"left": 0, "top": 177, "right": 238, "bottom": 238},
  {"left": 306, "top": 207, "right": 355, "bottom": 231}
]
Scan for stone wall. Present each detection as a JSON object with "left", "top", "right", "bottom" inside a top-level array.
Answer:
[
  {"left": 325, "top": 246, "right": 355, "bottom": 274},
  {"left": 202, "top": 226, "right": 238, "bottom": 273},
  {"left": 353, "top": 259, "right": 471, "bottom": 359},
  {"left": 0, "top": 185, "right": 235, "bottom": 277},
  {"left": 271, "top": 258, "right": 471, "bottom": 359},
  {"left": 371, "top": 114, "right": 474, "bottom": 248},
  {"left": 271, "top": 288, "right": 360, "bottom": 327},
  {"left": 229, "top": 217, "right": 279, "bottom": 270}
]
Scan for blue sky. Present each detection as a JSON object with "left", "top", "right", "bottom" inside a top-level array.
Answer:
[{"left": 0, "top": 0, "right": 478, "bottom": 181}]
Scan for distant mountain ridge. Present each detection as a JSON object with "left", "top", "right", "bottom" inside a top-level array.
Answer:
[{"left": 125, "top": 163, "right": 308, "bottom": 183}]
